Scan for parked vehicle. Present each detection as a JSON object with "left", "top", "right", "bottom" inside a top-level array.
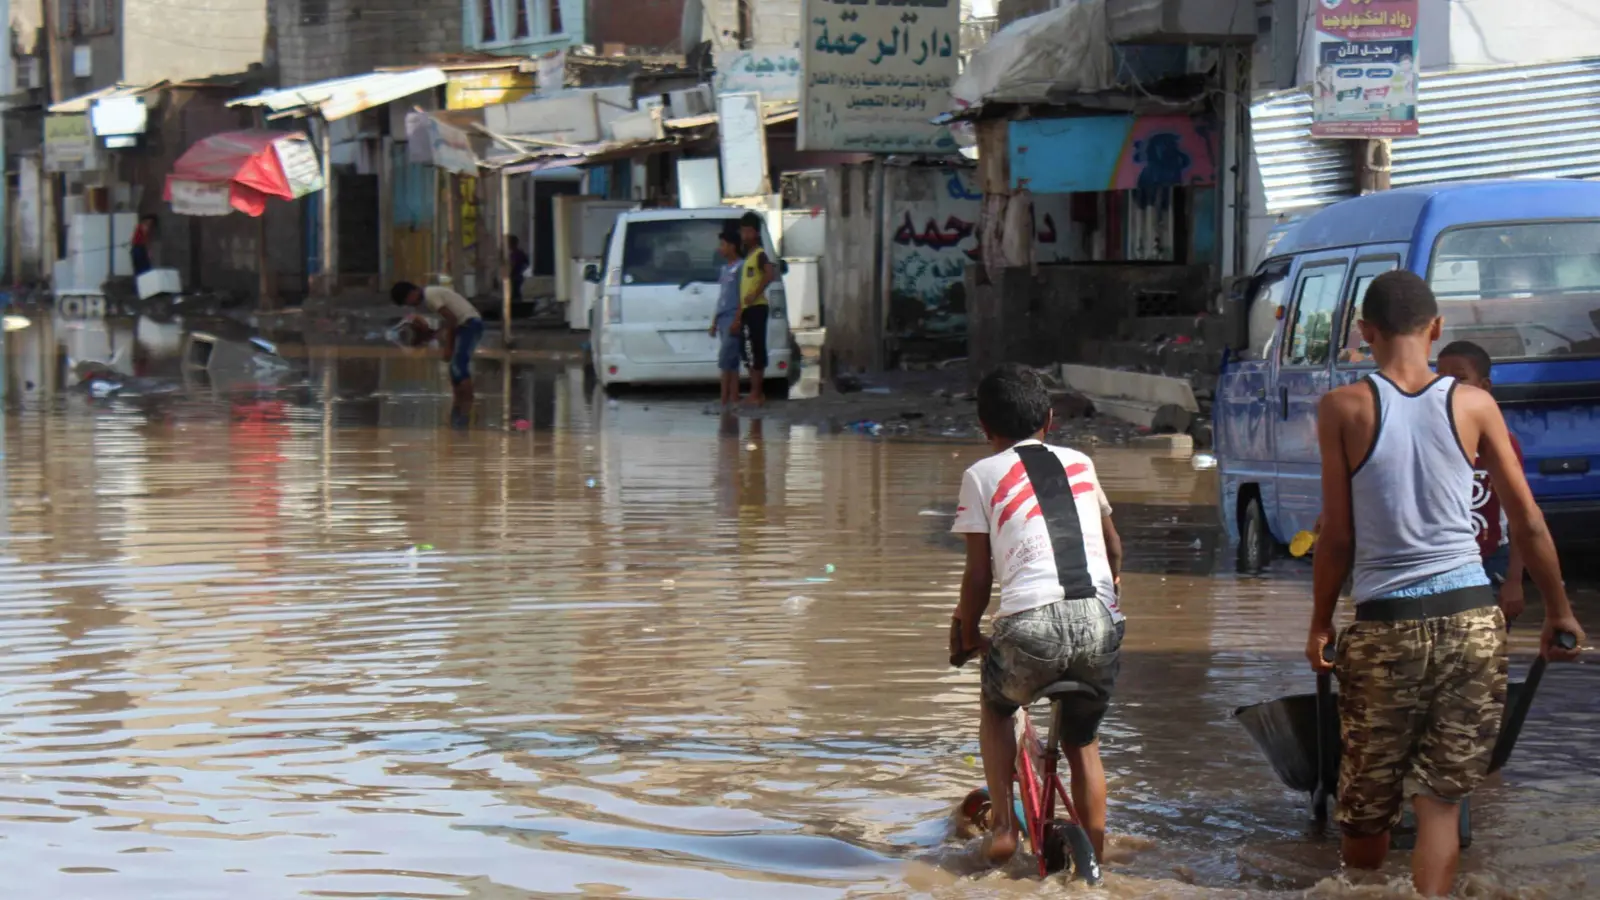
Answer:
[
  {"left": 583, "top": 208, "right": 792, "bottom": 389},
  {"left": 1217, "top": 180, "right": 1600, "bottom": 572}
]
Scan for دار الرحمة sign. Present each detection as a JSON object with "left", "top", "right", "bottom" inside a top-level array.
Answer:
[{"left": 800, "top": 0, "right": 959, "bottom": 154}]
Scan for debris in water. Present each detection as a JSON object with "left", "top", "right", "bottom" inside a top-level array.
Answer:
[
  {"left": 919, "top": 510, "right": 953, "bottom": 517},
  {"left": 782, "top": 595, "right": 816, "bottom": 613},
  {"left": 586, "top": 478, "right": 598, "bottom": 489},
  {"left": 964, "top": 755, "right": 977, "bottom": 767},
  {"left": 1190, "top": 538, "right": 1204, "bottom": 550},
  {"left": 824, "top": 564, "right": 836, "bottom": 574},
  {"left": 662, "top": 579, "right": 676, "bottom": 589},
  {"left": 512, "top": 418, "right": 531, "bottom": 431},
  {"left": 746, "top": 442, "right": 758, "bottom": 451},
  {"left": 1192, "top": 452, "right": 1218, "bottom": 470}
]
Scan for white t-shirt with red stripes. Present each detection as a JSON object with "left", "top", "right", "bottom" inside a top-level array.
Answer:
[{"left": 951, "top": 440, "right": 1122, "bottom": 622}]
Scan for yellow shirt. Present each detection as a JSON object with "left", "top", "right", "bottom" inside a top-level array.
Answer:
[{"left": 740, "top": 248, "right": 769, "bottom": 308}]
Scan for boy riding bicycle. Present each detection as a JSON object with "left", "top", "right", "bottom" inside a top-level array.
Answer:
[{"left": 948, "top": 364, "right": 1125, "bottom": 865}]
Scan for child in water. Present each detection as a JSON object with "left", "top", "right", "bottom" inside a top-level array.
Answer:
[{"left": 948, "top": 364, "right": 1124, "bottom": 865}]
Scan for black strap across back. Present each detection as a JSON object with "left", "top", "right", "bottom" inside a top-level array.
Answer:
[{"left": 1014, "top": 444, "right": 1096, "bottom": 602}]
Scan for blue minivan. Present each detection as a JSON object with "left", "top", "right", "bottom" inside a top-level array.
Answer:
[{"left": 1218, "top": 180, "right": 1600, "bottom": 572}]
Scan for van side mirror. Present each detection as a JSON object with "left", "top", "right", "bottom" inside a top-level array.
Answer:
[
  {"left": 583, "top": 264, "right": 601, "bottom": 284},
  {"left": 779, "top": 259, "right": 789, "bottom": 275}
]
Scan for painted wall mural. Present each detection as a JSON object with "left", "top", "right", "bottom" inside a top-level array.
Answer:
[
  {"left": 1008, "top": 115, "right": 1218, "bottom": 198},
  {"left": 888, "top": 167, "right": 979, "bottom": 343}
]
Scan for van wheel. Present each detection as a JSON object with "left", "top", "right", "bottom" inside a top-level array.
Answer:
[{"left": 1237, "top": 496, "right": 1272, "bottom": 575}]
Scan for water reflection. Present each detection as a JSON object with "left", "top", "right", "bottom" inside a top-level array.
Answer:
[{"left": 0, "top": 313, "right": 1593, "bottom": 898}]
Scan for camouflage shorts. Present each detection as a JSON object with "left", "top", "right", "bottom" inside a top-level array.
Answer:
[{"left": 1334, "top": 605, "right": 1507, "bottom": 837}]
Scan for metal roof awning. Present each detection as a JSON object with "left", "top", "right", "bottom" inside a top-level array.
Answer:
[
  {"left": 49, "top": 82, "right": 165, "bottom": 115},
  {"left": 229, "top": 67, "right": 448, "bottom": 122},
  {"left": 482, "top": 101, "right": 798, "bottom": 174}
]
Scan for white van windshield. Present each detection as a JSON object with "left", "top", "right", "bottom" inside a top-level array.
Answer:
[
  {"left": 1429, "top": 221, "right": 1600, "bottom": 360},
  {"left": 622, "top": 219, "right": 733, "bottom": 286}
]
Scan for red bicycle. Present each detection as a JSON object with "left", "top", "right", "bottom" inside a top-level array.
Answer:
[{"left": 958, "top": 678, "right": 1104, "bottom": 884}]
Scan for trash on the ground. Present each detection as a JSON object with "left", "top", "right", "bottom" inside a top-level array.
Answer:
[
  {"left": 1192, "top": 452, "right": 1218, "bottom": 470},
  {"left": 1190, "top": 538, "right": 1204, "bottom": 550},
  {"left": 1150, "top": 403, "right": 1194, "bottom": 436}
]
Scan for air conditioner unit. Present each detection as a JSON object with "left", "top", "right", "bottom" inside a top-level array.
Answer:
[{"left": 666, "top": 85, "right": 713, "bottom": 119}]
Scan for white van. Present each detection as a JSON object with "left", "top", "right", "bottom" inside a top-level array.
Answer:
[{"left": 584, "top": 208, "right": 793, "bottom": 389}]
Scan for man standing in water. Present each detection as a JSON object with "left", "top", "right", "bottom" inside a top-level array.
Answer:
[
  {"left": 735, "top": 211, "right": 776, "bottom": 406},
  {"left": 1306, "top": 270, "right": 1584, "bottom": 896}
]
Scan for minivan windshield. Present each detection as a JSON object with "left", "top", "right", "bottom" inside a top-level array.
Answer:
[
  {"left": 1429, "top": 221, "right": 1600, "bottom": 360},
  {"left": 621, "top": 219, "right": 735, "bottom": 286}
]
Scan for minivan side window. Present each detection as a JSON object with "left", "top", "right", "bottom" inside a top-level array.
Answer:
[
  {"left": 1338, "top": 257, "right": 1401, "bottom": 364},
  {"left": 1283, "top": 261, "right": 1349, "bottom": 367},
  {"left": 1242, "top": 260, "right": 1291, "bottom": 361}
]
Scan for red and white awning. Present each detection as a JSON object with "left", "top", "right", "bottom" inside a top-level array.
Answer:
[{"left": 164, "top": 130, "right": 324, "bottom": 217}]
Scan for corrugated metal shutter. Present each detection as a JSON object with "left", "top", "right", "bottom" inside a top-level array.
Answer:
[
  {"left": 1392, "top": 57, "right": 1600, "bottom": 186},
  {"left": 1250, "top": 89, "right": 1356, "bottom": 213}
]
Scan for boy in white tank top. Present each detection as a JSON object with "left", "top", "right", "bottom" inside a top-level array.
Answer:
[{"left": 1307, "top": 270, "right": 1584, "bottom": 896}]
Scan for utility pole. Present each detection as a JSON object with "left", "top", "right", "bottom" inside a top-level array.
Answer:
[
  {"left": 1354, "top": 138, "right": 1392, "bottom": 195},
  {"left": 41, "top": 0, "right": 68, "bottom": 283}
]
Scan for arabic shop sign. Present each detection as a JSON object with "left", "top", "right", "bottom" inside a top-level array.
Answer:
[
  {"left": 1311, "top": 0, "right": 1418, "bottom": 138},
  {"left": 800, "top": 0, "right": 959, "bottom": 154},
  {"left": 44, "top": 114, "right": 100, "bottom": 173},
  {"left": 714, "top": 47, "right": 801, "bottom": 102}
]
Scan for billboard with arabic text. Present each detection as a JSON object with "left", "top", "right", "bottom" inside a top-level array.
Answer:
[
  {"left": 800, "top": 0, "right": 959, "bottom": 154},
  {"left": 1311, "top": 0, "right": 1419, "bottom": 138}
]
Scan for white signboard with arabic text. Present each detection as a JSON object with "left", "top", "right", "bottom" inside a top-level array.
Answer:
[{"left": 800, "top": 0, "right": 958, "bottom": 154}]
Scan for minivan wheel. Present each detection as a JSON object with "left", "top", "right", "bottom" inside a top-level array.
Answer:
[{"left": 1237, "top": 496, "right": 1272, "bottom": 575}]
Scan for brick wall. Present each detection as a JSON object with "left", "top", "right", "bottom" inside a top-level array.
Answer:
[
  {"left": 589, "top": 0, "right": 684, "bottom": 52},
  {"left": 275, "top": 0, "right": 463, "bottom": 87}
]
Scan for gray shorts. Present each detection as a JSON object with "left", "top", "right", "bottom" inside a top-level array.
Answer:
[
  {"left": 981, "top": 598, "right": 1124, "bottom": 746},
  {"left": 716, "top": 316, "right": 741, "bottom": 372}
]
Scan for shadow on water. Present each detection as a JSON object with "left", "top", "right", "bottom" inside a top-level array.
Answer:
[{"left": 0, "top": 312, "right": 1593, "bottom": 898}]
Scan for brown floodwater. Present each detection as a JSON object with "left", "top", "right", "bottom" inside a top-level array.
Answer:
[{"left": 0, "top": 314, "right": 1595, "bottom": 898}]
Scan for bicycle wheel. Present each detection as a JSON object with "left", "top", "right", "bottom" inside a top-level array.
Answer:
[{"left": 1043, "top": 819, "right": 1102, "bottom": 884}]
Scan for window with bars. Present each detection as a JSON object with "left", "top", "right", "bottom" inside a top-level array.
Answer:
[
  {"left": 69, "top": 0, "right": 114, "bottom": 36},
  {"left": 470, "top": 0, "right": 569, "bottom": 48}
]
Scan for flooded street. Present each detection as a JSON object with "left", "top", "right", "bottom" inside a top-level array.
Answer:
[{"left": 0, "top": 315, "right": 1596, "bottom": 899}]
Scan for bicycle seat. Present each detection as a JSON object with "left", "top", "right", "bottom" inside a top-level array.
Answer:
[{"left": 1036, "top": 680, "right": 1102, "bottom": 703}]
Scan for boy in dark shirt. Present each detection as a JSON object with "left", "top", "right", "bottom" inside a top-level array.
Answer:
[{"left": 1434, "top": 340, "right": 1526, "bottom": 622}]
